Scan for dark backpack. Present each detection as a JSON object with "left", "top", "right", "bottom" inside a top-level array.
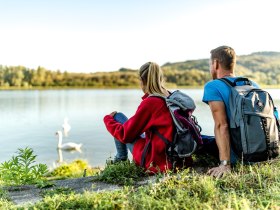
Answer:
[
  {"left": 142, "top": 90, "right": 203, "bottom": 168},
  {"left": 220, "top": 77, "right": 280, "bottom": 162}
]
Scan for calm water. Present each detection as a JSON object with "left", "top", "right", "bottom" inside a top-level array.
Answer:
[{"left": 0, "top": 89, "right": 279, "bottom": 168}]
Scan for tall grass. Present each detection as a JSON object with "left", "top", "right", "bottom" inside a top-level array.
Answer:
[
  {"left": 1, "top": 153, "right": 280, "bottom": 209},
  {"left": 3, "top": 158, "right": 278, "bottom": 209}
]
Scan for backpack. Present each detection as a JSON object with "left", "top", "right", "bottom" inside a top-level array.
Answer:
[
  {"left": 143, "top": 90, "right": 203, "bottom": 168},
  {"left": 220, "top": 77, "right": 280, "bottom": 162}
]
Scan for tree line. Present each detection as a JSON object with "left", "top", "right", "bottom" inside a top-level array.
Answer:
[{"left": 0, "top": 51, "right": 280, "bottom": 88}]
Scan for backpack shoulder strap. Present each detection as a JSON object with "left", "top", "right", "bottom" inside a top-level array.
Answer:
[
  {"left": 219, "top": 77, "right": 234, "bottom": 87},
  {"left": 219, "top": 77, "right": 252, "bottom": 87},
  {"left": 140, "top": 139, "right": 151, "bottom": 167},
  {"left": 148, "top": 93, "right": 167, "bottom": 100},
  {"left": 152, "top": 127, "right": 171, "bottom": 145}
]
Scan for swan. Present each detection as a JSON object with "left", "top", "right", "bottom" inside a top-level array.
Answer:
[
  {"left": 62, "top": 117, "right": 71, "bottom": 137},
  {"left": 55, "top": 131, "right": 82, "bottom": 151}
]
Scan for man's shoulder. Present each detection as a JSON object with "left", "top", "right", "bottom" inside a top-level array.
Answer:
[
  {"left": 203, "top": 79, "right": 228, "bottom": 103},
  {"left": 224, "top": 76, "right": 259, "bottom": 88},
  {"left": 204, "top": 79, "right": 225, "bottom": 90},
  {"left": 205, "top": 77, "right": 259, "bottom": 88}
]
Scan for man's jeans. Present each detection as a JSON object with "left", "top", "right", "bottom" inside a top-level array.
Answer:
[{"left": 199, "top": 135, "right": 238, "bottom": 164}]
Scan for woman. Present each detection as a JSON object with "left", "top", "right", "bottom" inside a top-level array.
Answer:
[{"left": 103, "top": 62, "right": 189, "bottom": 173}]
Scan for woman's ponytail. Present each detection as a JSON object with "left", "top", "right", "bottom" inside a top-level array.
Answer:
[{"left": 139, "top": 62, "right": 167, "bottom": 96}]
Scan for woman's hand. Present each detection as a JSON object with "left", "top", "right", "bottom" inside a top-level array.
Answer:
[{"left": 109, "top": 111, "right": 117, "bottom": 117}]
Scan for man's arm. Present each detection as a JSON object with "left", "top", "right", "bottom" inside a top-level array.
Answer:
[{"left": 207, "top": 101, "right": 231, "bottom": 177}]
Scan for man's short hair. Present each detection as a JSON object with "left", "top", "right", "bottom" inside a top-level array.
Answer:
[{"left": 210, "top": 46, "right": 236, "bottom": 71}]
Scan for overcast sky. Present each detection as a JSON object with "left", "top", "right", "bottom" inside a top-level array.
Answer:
[{"left": 0, "top": 0, "right": 279, "bottom": 72}]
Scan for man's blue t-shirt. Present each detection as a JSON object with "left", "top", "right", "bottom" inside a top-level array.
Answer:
[
  {"left": 202, "top": 77, "right": 259, "bottom": 163},
  {"left": 202, "top": 77, "right": 259, "bottom": 118}
]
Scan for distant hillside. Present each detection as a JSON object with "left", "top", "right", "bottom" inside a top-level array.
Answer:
[
  {"left": 162, "top": 51, "right": 280, "bottom": 72},
  {"left": 237, "top": 51, "right": 280, "bottom": 72},
  {"left": 161, "top": 51, "right": 280, "bottom": 85},
  {"left": 162, "top": 59, "right": 209, "bottom": 72}
]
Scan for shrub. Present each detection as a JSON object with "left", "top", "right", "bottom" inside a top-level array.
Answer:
[{"left": 0, "top": 147, "right": 48, "bottom": 185}]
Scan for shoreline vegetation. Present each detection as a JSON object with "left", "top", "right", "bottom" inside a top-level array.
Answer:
[
  {"left": 1, "top": 84, "right": 280, "bottom": 91},
  {"left": 0, "top": 148, "right": 280, "bottom": 209},
  {"left": 1, "top": 51, "right": 280, "bottom": 90}
]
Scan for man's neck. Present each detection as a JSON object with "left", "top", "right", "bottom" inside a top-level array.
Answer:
[{"left": 218, "top": 71, "right": 235, "bottom": 78}]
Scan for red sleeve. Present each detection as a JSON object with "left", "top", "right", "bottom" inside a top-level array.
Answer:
[{"left": 103, "top": 99, "right": 154, "bottom": 143}]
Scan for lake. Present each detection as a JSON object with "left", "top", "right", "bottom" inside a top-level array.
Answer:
[{"left": 0, "top": 89, "right": 279, "bottom": 168}]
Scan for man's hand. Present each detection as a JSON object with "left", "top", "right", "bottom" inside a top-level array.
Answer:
[{"left": 207, "top": 165, "right": 231, "bottom": 178}]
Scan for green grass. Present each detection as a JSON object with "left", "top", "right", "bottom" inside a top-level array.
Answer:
[
  {"left": 93, "top": 160, "right": 147, "bottom": 186},
  {"left": 13, "top": 159, "right": 280, "bottom": 209},
  {"left": 41, "top": 187, "right": 75, "bottom": 198},
  {"left": 1, "top": 154, "right": 280, "bottom": 209}
]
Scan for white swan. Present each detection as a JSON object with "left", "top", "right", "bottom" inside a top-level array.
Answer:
[
  {"left": 55, "top": 131, "right": 82, "bottom": 151},
  {"left": 62, "top": 117, "right": 71, "bottom": 137}
]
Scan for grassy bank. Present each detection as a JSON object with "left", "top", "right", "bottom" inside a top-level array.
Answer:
[
  {"left": 30, "top": 159, "right": 280, "bottom": 209},
  {"left": 0, "top": 149, "right": 280, "bottom": 209}
]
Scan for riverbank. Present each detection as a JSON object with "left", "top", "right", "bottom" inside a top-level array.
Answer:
[
  {"left": 1, "top": 163, "right": 207, "bottom": 207},
  {"left": 4, "top": 176, "right": 123, "bottom": 206},
  {"left": 1, "top": 158, "right": 280, "bottom": 209}
]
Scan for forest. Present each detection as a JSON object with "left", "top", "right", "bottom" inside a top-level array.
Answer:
[{"left": 1, "top": 51, "right": 280, "bottom": 88}]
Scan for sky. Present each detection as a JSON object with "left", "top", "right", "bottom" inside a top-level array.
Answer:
[{"left": 0, "top": 0, "right": 280, "bottom": 73}]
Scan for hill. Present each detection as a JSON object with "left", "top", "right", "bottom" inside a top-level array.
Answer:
[
  {"left": 162, "top": 51, "right": 280, "bottom": 72},
  {"left": 161, "top": 51, "right": 280, "bottom": 86}
]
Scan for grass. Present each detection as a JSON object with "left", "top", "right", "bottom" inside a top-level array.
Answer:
[
  {"left": 93, "top": 160, "right": 147, "bottom": 185},
  {"left": 41, "top": 187, "right": 75, "bottom": 198},
  {"left": 15, "top": 159, "right": 280, "bottom": 209},
  {"left": 1, "top": 155, "right": 280, "bottom": 209}
]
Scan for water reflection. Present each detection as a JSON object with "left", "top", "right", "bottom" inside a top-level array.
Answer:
[
  {"left": 57, "top": 149, "right": 63, "bottom": 163},
  {"left": 51, "top": 148, "right": 83, "bottom": 169}
]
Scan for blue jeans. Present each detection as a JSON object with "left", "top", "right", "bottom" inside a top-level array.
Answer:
[
  {"left": 200, "top": 135, "right": 238, "bottom": 164},
  {"left": 113, "top": 112, "right": 136, "bottom": 161}
]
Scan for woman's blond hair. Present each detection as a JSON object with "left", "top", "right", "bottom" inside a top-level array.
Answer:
[{"left": 139, "top": 62, "right": 167, "bottom": 96}]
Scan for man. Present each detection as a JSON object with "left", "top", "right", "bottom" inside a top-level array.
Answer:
[{"left": 202, "top": 45, "right": 258, "bottom": 178}]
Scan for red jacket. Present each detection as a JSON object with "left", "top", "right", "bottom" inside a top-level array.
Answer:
[{"left": 103, "top": 93, "right": 174, "bottom": 173}]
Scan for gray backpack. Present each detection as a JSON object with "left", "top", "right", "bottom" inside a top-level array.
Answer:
[
  {"left": 220, "top": 77, "right": 280, "bottom": 162},
  {"left": 141, "top": 90, "right": 203, "bottom": 168}
]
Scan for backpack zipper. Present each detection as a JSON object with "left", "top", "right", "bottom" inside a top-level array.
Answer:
[{"left": 241, "top": 97, "right": 249, "bottom": 154}]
